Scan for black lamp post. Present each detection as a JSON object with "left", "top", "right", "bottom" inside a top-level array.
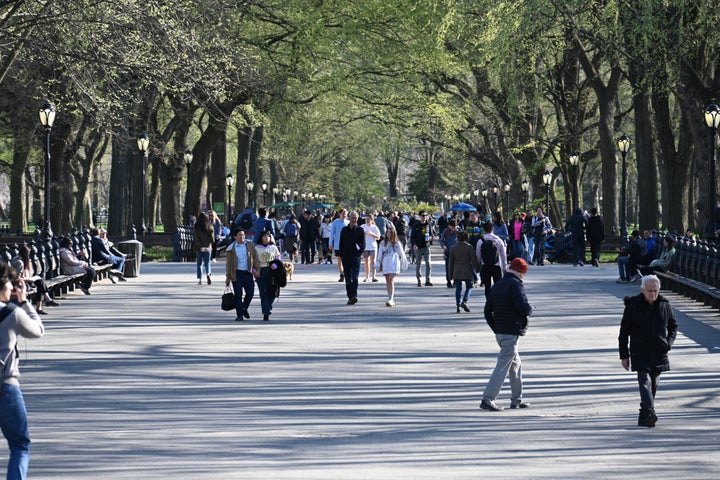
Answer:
[
  {"left": 569, "top": 152, "right": 580, "bottom": 212},
  {"left": 481, "top": 188, "right": 488, "bottom": 215},
  {"left": 137, "top": 133, "right": 149, "bottom": 236},
  {"left": 543, "top": 170, "right": 552, "bottom": 216},
  {"left": 704, "top": 103, "right": 720, "bottom": 239},
  {"left": 225, "top": 174, "right": 234, "bottom": 224},
  {"left": 38, "top": 102, "right": 56, "bottom": 239},
  {"left": 503, "top": 183, "right": 511, "bottom": 222},
  {"left": 184, "top": 150, "right": 193, "bottom": 224},
  {"left": 246, "top": 180, "right": 254, "bottom": 209},
  {"left": 617, "top": 135, "right": 631, "bottom": 243},
  {"left": 261, "top": 180, "right": 268, "bottom": 206},
  {"left": 521, "top": 179, "right": 529, "bottom": 213},
  {"left": 492, "top": 185, "right": 499, "bottom": 212}
]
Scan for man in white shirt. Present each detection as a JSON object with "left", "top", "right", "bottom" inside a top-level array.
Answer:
[{"left": 361, "top": 213, "right": 381, "bottom": 282}]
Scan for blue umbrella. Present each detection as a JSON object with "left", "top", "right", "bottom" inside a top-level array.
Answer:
[{"left": 449, "top": 202, "right": 477, "bottom": 211}]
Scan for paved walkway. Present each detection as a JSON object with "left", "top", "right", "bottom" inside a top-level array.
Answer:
[{"left": 18, "top": 250, "right": 720, "bottom": 479}]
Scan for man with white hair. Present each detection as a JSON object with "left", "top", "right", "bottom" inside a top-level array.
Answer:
[{"left": 619, "top": 274, "right": 677, "bottom": 427}]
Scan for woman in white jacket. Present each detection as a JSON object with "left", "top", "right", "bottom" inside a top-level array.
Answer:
[{"left": 375, "top": 226, "right": 408, "bottom": 307}]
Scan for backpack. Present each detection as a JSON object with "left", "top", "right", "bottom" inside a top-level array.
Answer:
[
  {"left": 239, "top": 213, "right": 253, "bottom": 230},
  {"left": 285, "top": 222, "right": 297, "bottom": 236},
  {"left": 480, "top": 238, "right": 499, "bottom": 265}
]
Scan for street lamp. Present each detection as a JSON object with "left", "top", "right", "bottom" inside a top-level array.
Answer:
[
  {"left": 225, "top": 174, "right": 234, "bottom": 224},
  {"left": 472, "top": 188, "right": 480, "bottom": 207},
  {"left": 261, "top": 180, "right": 268, "bottom": 206},
  {"left": 704, "top": 103, "right": 720, "bottom": 239},
  {"left": 569, "top": 152, "right": 580, "bottom": 212},
  {"left": 184, "top": 150, "right": 193, "bottom": 224},
  {"left": 543, "top": 170, "right": 552, "bottom": 215},
  {"left": 481, "top": 188, "right": 488, "bottom": 215},
  {"left": 521, "top": 179, "right": 529, "bottom": 213},
  {"left": 492, "top": 185, "right": 499, "bottom": 212},
  {"left": 137, "top": 133, "right": 149, "bottom": 236},
  {"left": 272, "top": 187, "right": 279, "bottom": 205},
  {"left": 246, "top": 180, "right": 254, "bottom": 209},
  {"left": 617, "top": 135, "right": 631, "bottom": 242},
  {"left": 503, "top": 183, "right": 511, "bottom": 222},
  {"left": 38, "top": 102, "right": 56, "bottom": 239}
]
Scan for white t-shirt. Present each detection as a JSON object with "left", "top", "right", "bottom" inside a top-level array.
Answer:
[{"left": 362, "top": 224, "right": 381, "bottom": 251}]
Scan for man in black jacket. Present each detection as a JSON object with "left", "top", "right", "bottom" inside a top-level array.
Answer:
[
  {"left": 339, "top": 211, "right": 365, "bottom": 305},
  {"left": 480, "top": 258, "right": 533, "bottom": 411},
  {"left": 410, "top": 210, "right": 433, "bottom": 287},
  {"left": 619, "top": 275, "right": 677, "bottom": 427}
]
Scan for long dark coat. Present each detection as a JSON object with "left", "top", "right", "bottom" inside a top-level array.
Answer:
[
  {"left": 618, "top": 294, "right": 677, "bottom": 372},
  {"left": 448, "top": 241, "right": 480, "bottom": 281}
]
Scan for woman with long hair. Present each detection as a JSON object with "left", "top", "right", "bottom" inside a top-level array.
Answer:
[
  {"left": 375, "top": 225, "right": 408, "bottom": 307},
  {"left": 194, "top": 212, "right": 215, "bottom": 285},
  {"left": 254, "top": 231, "right": 282, "bottom": 321},
  {"left": 208, "top": 210, "right": 223, "bottom": 263}
]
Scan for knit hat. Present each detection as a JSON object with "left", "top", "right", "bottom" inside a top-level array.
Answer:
[{"left": 510, "top": 258, "right": 529, "bottom": 274}]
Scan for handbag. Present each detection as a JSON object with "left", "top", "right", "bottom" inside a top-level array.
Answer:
[{"left": 221, "top": 284, "right": 236, "bottom": 311}]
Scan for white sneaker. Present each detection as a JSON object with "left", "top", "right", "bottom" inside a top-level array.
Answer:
[{"left": 385, "top": 299, "right": 395, "bottom": 307}]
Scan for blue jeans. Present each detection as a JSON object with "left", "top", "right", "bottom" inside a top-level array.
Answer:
[
  {"left": 0, "top": 384, "right": 30, "bottom": 480},
  {"left": 511, "top": 239, "right": 525, "bottom": 260},
  {"left": 482, "top": 334, "right": 523, "bottom": 406},
  {"left": 196, "top": 251, "right": 211, "bottom": 279},
  {"left": 454, "top": 279, "right": 472, "bottom": 305},
  {"left": 255, "top": 267, "right": 275, "bottom": 315},
  {"left": 617, "top": 256, "right": 630, "bottom": 279},
  {"left": 525, "top": 236, "right": 534, "bottom": 263},
  {"left": 233, "top": 271, "right": 255, "bottom": 317}
]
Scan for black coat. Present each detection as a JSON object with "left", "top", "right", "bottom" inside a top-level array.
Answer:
[
  {"left": 484, "top": 272, "right": 533, "bottom": 336},
  {"left": 618, "top": 294, "right": 677, "bottom": 372}
]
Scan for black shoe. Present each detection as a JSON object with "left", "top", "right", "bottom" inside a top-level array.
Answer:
[
  {"left": 347, "top": 297, "right": 358, "bottom": 305},
  {"left": 235, "top": 316, "right": 244, "bottom": 322},
  {"left": 425, "top": 281, "right": 433, "bottom": 286},
  {"left": 480, "top": 400, "right": 503, "bottom": 412},
  {"left": 446, "top": 281, "right": 453, "bottom": 288},
  {"left": 417, "top": 280, "right": 422, "bottom": 287},
  {"left": 339, "top": 274, "right": 344, "bottom": 282},
  {"left": 118, "top": 276, "right": 128, "bottom": 282},
  {"left": 45, "top": 300, "right": 60, "bottom": 307},
  {"left": 639, "top": 412, "right": 658, "bottom": 427},
  {"left": 460, "top": 302, "right": 470, "bottom": 312},
  {"left": 37, "top": 309, "right": 48, "bottom": 315},
  {"left": 510, "top": 401, "right": 530, "bottom": 409},
  {"left": 242, "top": 309, "right": 250, "bottom": 319},
  {"left": 456, "top": 305, "right": 461, "bottom": 313},
  {"left": 263, "top": 314, "right": 269, "bottom": 321}
]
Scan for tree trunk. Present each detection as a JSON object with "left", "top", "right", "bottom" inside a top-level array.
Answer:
[
  {"left": 210, "top": 135, "right": 227, "bottom": 214},
  {"left": 633, "top": 91, "right": 658, "bottom": 229},
  {"left": 108, "top": 120, "right": 133, "bottom": 237},
  {"left": 10, "top": 126, "right": 31, "bottom": 234},
  {"left": 248, "top": 126, "right": 264, "bottom": 210}
]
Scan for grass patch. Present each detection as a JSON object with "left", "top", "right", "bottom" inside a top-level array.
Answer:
[{"left": 144, "top": 245, "right": 173, "bottom": 262}]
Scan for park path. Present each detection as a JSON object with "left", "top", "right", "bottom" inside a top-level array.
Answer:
[{"left": 17, "top": 252, "right": 720, "bottom": 479}]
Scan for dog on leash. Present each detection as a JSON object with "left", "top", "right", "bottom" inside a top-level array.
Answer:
[{"left": 283, "top": 261, "right": 294, "bottom": 281}]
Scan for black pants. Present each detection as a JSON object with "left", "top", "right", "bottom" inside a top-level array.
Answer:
[
  {"left": 341, "top": 255, "right": 361, "bottom": 299},
  {"left": 637, "top": 368, "right": 661, "bottom": 414},
  {"left": 589, "top": 239, "right": 602, "bottom": 262},
  {"left": 481, "top": 265, "right": 502, "bottom": 298},
  {"left": 79, "top": 266, "right": 96, "bottom": 290}
]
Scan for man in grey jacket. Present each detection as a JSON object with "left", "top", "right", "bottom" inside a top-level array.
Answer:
[{"left": 480, "top": 258, "right": 533, "bottom": 411}]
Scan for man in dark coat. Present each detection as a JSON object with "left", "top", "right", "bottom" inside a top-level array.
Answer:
[
  {"left": 586, "top": 207, "right": 605, "bottom": 267},
  {"left": 619, "top": 275, "right": 677, "bottom": 427},
  {"left": 480, "top": 258, "right": 533, "bottom": 412},
  {"left": 565, "top": 208, "right": 587, "bottom": 266},
  {"left": 339, "top": 211, "right": 365, "bottom": 305}
]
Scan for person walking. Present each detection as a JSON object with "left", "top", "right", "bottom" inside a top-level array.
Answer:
[
  {"left": 193, "top": 212, "right": 215, "bottom": 285},
  {"left": 531, "top": 207, "right": 552, "bottom": 266},
  {"left": 375, "top": 226, "right": 408, "bottom": 307},
  {"left": 329, "top": 209, "right": 349, "bottom": 282},
  {"left": 440, "top": 219, "right": 460, "bottom": 288},
  {"left": 361, "top": 213, "right": 381, "bottom": 282},
  {"left": 565, "top": 208, "right": 588, "bottom": 266},
  {"left": 0, "top": 262, "right": 45, "bottom": 480},
  {"left": 254, "top": 231, "right": 282, "bottom": 321},
  {"left": 410, "top": 210, "right": 433, "bottom": 287},
  {"left": 339, "top": 211, "right": 365, "bottom": 305},
  {"left": 480, "top": 258, "right": 533, "bottom": 412},
  {"left": 587, "top": 207, "right": 605, "bottom": 267},
  {"left": 476, "top": 221, "right": 507, "bottom": 299},
  {"left": 224, "top": 229, "right": 260, "bottom": 321},
  {"left": 449, "top": 231, "right": 480, "bottom": 313},
  {"left": 618, "top": 274, "right": 677, "bottom": 427}
]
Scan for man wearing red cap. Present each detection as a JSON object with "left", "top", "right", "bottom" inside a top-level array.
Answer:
[{"left": 480, "top": 257, "right": 533, "bottom": 411}]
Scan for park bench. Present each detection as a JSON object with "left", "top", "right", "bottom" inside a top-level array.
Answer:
[
  {"left": 653, "top": 237, "right": 720, "bottom": 309},
  {"left": 1, "top": 229, "right": 115, "bottom": 297},
  {"left": 173, "top": 224, "right": 195, "bottom": 262}
]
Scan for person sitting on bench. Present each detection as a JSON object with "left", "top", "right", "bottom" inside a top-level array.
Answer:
[
  {"left": 91, "top": 228, "right": 127, "bottom": 283},
  {"left": 59, "top": 237, "right": 96, "bottom": 295}
]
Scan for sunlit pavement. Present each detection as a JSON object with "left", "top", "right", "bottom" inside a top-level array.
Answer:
[{"left": 21, "top": 250, "right": 720, "bottom": 479}]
